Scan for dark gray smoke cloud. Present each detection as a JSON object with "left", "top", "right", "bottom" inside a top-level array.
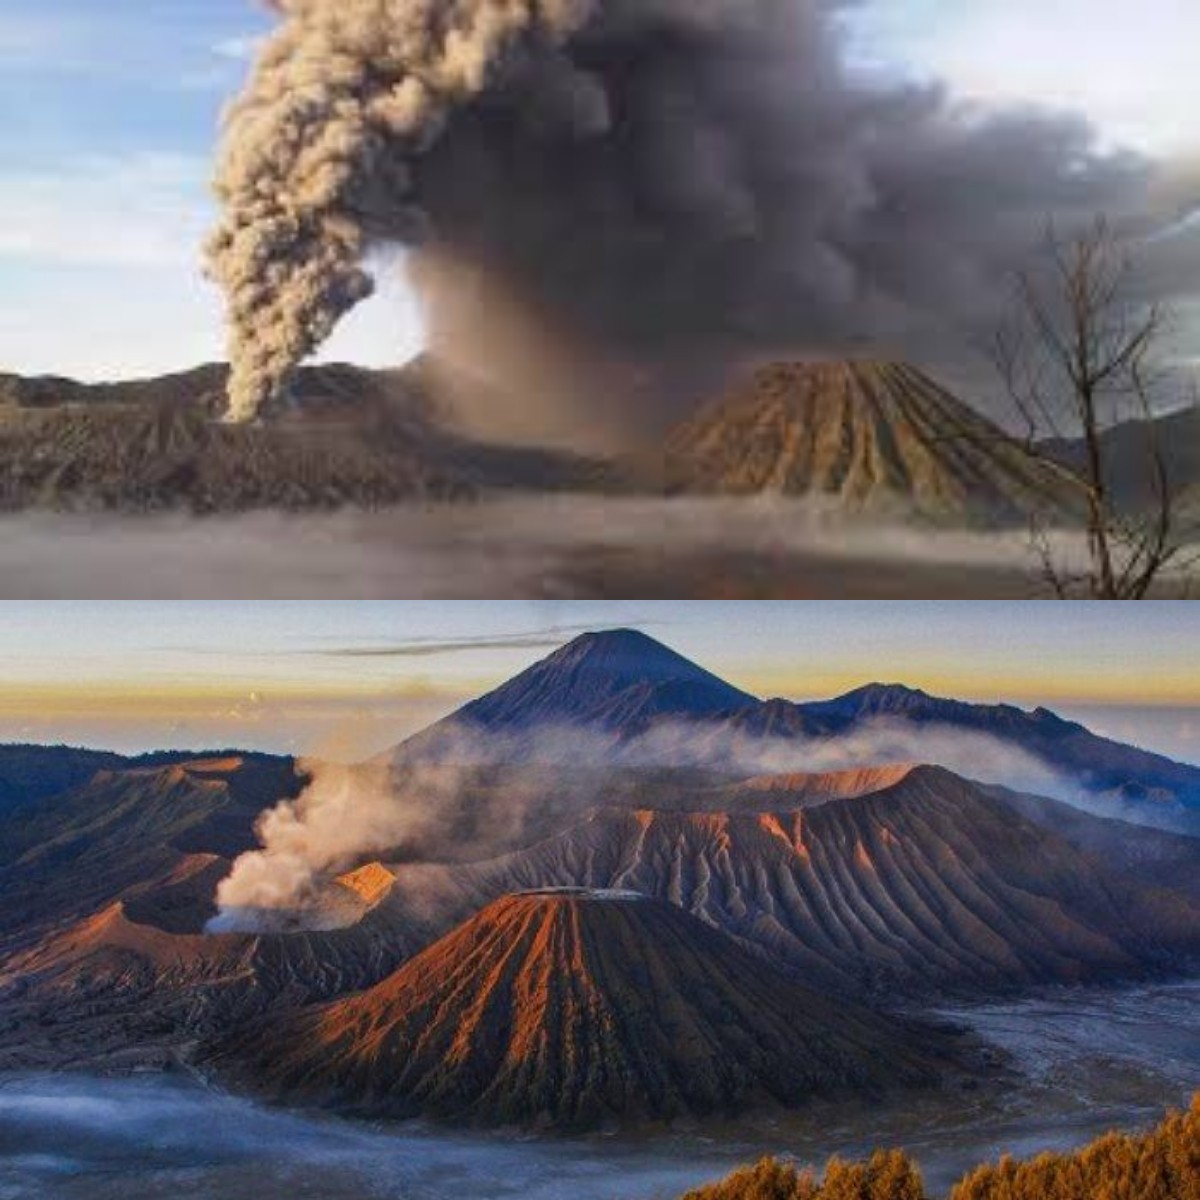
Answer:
[{"left": 208, "top": 0, "right": 1182, "bottom": 443}]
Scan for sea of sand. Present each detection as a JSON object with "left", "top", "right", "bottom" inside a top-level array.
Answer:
[{"left": 0, "top": 979, "right": 1196, "bottom": 1200}]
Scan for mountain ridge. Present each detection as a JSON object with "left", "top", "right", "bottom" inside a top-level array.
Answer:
[
  {"left": 0, "top": 358, "right": 614, "bottom": 513},
  {"left": 3, "top": 758, "right": 1198, "bottom": 1074},
  {"left": 392, "top": 630, "right": 1200, "bottom": 828},
  {"left": 375, "top": 765, "right": 1200, "bottom": 995},
  {"left": 7, "top": 354, "right": 1169, "bottom": 526}
]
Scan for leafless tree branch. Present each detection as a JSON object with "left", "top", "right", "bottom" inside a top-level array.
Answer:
[{"left": 993, "top": 218, "right": 1198, "bottom": 598}]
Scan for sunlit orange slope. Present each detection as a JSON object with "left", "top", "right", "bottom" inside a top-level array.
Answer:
[{"left": 216, "top": 889, "right": 959, "bottom": 1130}]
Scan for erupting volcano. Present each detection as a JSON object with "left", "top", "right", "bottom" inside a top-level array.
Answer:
[{"left": 205, "top": 0, "right": 1155, "bottom": 447}]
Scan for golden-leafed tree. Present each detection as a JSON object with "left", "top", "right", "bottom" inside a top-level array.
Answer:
[
  {"left": 680, "top": 1096, "right": 1198, "bottom": 1200},
  {"left": 950, "top": 1094, "right": 1199, "bottom": 1200},
  {"left": 681, "top": 1156, "right": 819, "bottom": 1200}
]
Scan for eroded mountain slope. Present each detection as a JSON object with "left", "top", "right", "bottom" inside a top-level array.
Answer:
[
  {"left": 382, "top": 767, "right": 1200, "bottom": 995},
  {"left": 664, "top": 361, "right": 1076, "bottom": 524},
  {"left": 214, "top": 890, "right": 960, "bottom": 1130}
]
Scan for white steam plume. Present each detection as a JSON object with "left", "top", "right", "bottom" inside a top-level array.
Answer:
[
  {"left": 207, "top": 715, "right": 1096, "bottom": 933},
  {"left": 207, "top": 758, "right": 426, "bottom": 930}
]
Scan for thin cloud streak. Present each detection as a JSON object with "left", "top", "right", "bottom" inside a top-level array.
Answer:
[{"left": 310, "top": 624, "right": 647, "bottom": 660}]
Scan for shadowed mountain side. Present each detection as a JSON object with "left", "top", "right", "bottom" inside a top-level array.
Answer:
[
  {"left": 380, "top": 768, "right": 1200, "bottom": 997},
  {"left": 990, "top": 786, "right": 1200, "bottom": 904},
  {"left": 212, "top": 891, "right": 963, "bottom": 1131},
  {"left": 0, "top": 359, "right": 616, "bottom": 513},
  {"left": 664, "top": 362, "right": 1078, "bottom": 526},
  {"left": 0, "top": 745, "right": 128, "bottom": 815},
  {"left": 799, "top": 683, "right": 1200, "bottom": 822},
  {"left": 0, "top": 754, "right": 301, "bottom": 952},
  {"left": 402, "top": 629, "right": 756, "bottom": 753},
  {"left": 0, "top": 863, "right": 443, "bottom": 1072},
  {"left": 1044, "top": 404, "right": 1200, "bottom": 513}
]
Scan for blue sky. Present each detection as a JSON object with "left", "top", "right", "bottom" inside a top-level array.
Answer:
[
  {"left": 0, "top": 1, "right": 1197, "bottom": 382},
  {"left": 0, "top": 601, "right": 1197, "bottom": 759}
]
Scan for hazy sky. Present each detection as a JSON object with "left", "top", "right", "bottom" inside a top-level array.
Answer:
[
  {"left": 0, "top": 601, "right": 1197, "bottom": 761},
  {"left": 0, "top": 1, "right": 1196, "bottom": 381}
]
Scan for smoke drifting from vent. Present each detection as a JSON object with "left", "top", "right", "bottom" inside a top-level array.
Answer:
[
  {"left": 207, "top": 0, "right": 1159, "bottom": 441},
  {"left": 207, "top": 717, "right": 1085, "bottom": 933},
  {"left": 207, "top": 759, "right": 419, "bottom": 931}
]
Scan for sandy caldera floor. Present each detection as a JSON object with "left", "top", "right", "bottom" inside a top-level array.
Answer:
[
  {"left": 0, "top": 980, "right": 1196, "bottom": 1200},
  {"left": 0, "top": 498, "right": 1097, "bottom": 598}
]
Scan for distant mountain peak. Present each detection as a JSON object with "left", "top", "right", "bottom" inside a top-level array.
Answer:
[
  {"left": 845, "top": 682, "right": 932, "bottom": 702},
  {"left": 822, "top": 684, "right": 1084, "bottom": 731},
  {"left": 545, "top": 627, "right": 724, "bottom": 680},
  {"left": 444, "top": 628, "right": 757, "bottom": 734}
]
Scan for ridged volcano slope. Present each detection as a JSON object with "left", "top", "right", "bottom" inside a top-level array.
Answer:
[
  {"left": 665, "top": 361, "right": 1076, "bottom": 524},
  {"left": 385, "top": 768, "right": 1200, "bottom": 995},
  {"left": 216, "top": 890, "right": 954, "bottom": 1129}
]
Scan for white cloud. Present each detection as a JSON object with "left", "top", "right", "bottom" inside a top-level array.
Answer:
[
  {"left": 212, "top": 35, "right": 263, "bottom": 62},
  {"left": 0, "top": 150, "right": 224, "bottom": 378},
  {"left": 0, "top": 155, "right": 424, "bottom": 380},
  {"left": 0, "top": 269, "right": 225, "bottom": 381},
  {"left": 852, "top": 0, "right": 1200, "bottom": 157},
  {"left": 0, "top": 152, "right": 211, "bottom": 270}
]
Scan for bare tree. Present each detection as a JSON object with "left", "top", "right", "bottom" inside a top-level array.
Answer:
[{"left": 991, "top": 218, "right": 1198, "bottom": 598}]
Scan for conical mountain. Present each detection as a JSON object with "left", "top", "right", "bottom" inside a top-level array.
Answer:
[
  {"left": 216, "top": 889, "right": 955, "bottom": 1129},
  {"left": 665, "top": 360, "right": 1076, "bottom": 524},
  {"left": 406, "top": 629, "right": 755, "bottom": 749},
  {"left": 389, "top": 629, "right": 1200, "bottom": 830}
]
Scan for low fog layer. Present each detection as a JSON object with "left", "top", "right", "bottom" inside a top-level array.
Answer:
[
  {"left": 2, "top": 980, "right": 1196, "bottom": 1198},
  {"left": 0, "top": 498, "right": 1110, "bottom": 599}
]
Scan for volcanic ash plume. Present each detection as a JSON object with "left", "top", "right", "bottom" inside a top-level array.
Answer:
[
  {"left": 207, "top": 0, "right": 596, "bottom": 424},
  {"left": 208, "top": 0, "right": 1147, "bottom": 437}
]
